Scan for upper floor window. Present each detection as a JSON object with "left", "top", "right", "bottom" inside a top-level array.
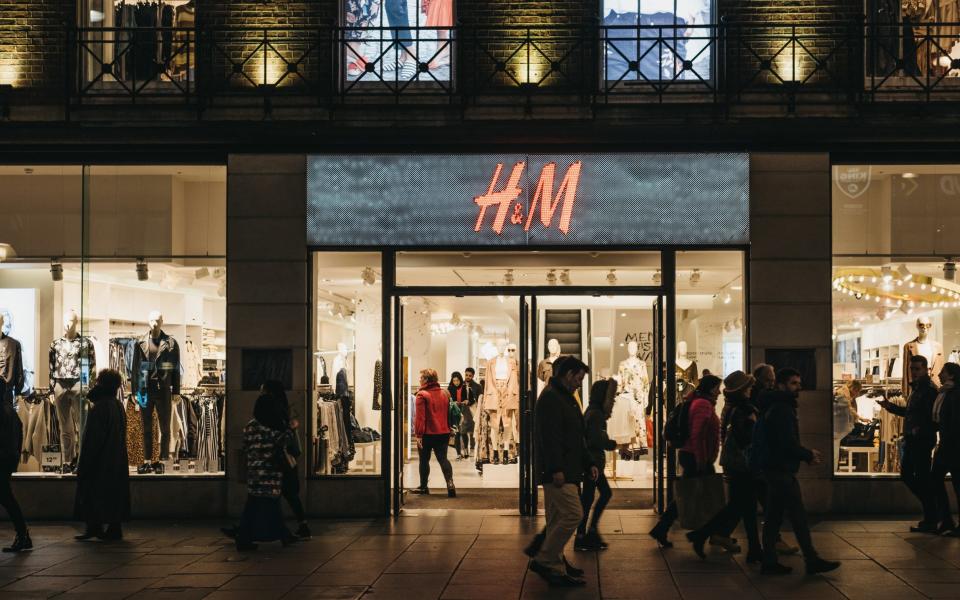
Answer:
[
  {"left": 866, "top": 0, "right": 960, "bottom": 82},
  {"left": 80, "top": 0, "right": 195, "bottom": 86},
  {"left": 342, "top": 0, "right": 453, "bottom": 83},
  {"left": 602, "top": 0, "right": 713, "bottom": 84}
]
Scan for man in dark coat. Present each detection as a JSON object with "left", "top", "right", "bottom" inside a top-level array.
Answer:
[
  {"left": 0, "top": 379, "right": 30, "bottom": 552},
  {"left": 528, "top": 356, "right": 597, "bottom": 587},
  {"left": 75, "top": 369, "right": 130, "bottom": 541}
]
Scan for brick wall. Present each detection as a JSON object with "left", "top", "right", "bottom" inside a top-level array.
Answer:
[{"left": 0, "top": 0, "right": 72, "bottom": 92}]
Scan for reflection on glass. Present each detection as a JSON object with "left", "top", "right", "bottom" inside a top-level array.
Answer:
[{"left": 313, "top": 252, "right": 382, "bottom": 475}]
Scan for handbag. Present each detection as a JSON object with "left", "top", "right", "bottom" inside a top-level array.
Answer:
[{"left": 674, "top": 473, "right": 725, "bottom": 530}]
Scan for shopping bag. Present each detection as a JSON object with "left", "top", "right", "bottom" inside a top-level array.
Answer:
[{"left": 674, "top": 473, "right": 725, "bottom": 530}]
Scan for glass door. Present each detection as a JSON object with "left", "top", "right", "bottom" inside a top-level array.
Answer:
[
  {"left": 519, "top": 295, "right": 537, "bottom": 516},
  {"left": 652, "top": 296, "right": 667, "bottom": 513},
  {"left": 392, "top": 300, "right": 404, "bottom": 516}
]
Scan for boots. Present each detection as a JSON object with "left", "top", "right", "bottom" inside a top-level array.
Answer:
[
  {"left": 2, "top": 533, "right": 32, "bottom": 553},
  {"left": 446, "top": 480, "right": 456, "bottom": 498}
]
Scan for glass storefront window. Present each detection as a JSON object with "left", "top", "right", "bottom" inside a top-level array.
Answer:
[
  {"left": 312, "top": 252, "right": 382, "bottom": 475},
  {"left": 0, "top": 165, "right": 226, "bottom": 478},
  {"left": 832, "top": 164, "right": 960, "bottom": 476}
]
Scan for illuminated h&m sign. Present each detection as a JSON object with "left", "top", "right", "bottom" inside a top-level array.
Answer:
[{"left": 307, "top": 154, "right": 748, "bottom": 246}]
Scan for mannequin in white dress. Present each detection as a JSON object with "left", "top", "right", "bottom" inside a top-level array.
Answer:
[{"left": 614, "top": 341, "right": 650, "bottom": 448}]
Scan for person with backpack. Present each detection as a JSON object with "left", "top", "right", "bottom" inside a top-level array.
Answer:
[
  {"left": 754, "top": 368, "right": 840, "bottom": 575},
  {"left": 412, "top": 368, "right": 456, "bottom": 498},
  {"left": 648, "top": 375, "right": 723, "bottom": 548},
  {"left": 685, "top": 371, "right": 761, "bottom": 561}
]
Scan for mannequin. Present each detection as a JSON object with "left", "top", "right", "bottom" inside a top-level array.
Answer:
[
  {"left": 334, "top": 342, "right": 351, "bottom": 399},
  {"left": 131, "top": 311, "right": 181, "bottom": 474},
  {"left": 536, "top": 338, "right": 561, "bottom": 394},
  {"left": 675, "top": 340, "right": 698, "bottom": 396},
  {"left": 49, "top": 310, "right": 97, "bottom": 471},
  {"left": 902, "top": 316, "right": 945, "bottom": 394},
  {"left": 0, "top": 313, "right": 24, "bottom": 402},
  {"left": 613, "top": 341, "right": 649, "bottom": 448},
  {"left": 485, "top": 341, "right": 519, "bottom": 463}
]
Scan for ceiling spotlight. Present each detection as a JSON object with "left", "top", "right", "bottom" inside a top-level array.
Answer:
[
  {"left": 503, "top": 269, "right": 514, "bottom": 285},
  {"left": 546, "top": 269, "right": 557, "bottom": 285},
  {"left": 606, "top": 269, "right": 618, "bottom": 285},
  {"left": 653, "top": 269, "right": 662, "bottom": 285},
  {"left": 50, "top": 259, "right": 63, "bottom": 282},
  {"left": 902, "top": 172, "right": 918, "bottom": 179},
  {"left": 136, "top": 258, "right": 149, "bottom": 281},
  {"left": 945, "top": 261, "right": 957, "bottom": 281},
  {"left": 689, "top": 269, "right": 701, "bottom": 287},
  {"left": 897, "top": 264, "right": 912, "bottom": 281},
  {"left": 361, "top": 266, "right": 376, "bottom": 286},
  {"left": 560, "top": 269, "right": 571, "bottom": 286}
]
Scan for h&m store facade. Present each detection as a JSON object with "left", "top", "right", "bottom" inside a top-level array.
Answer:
[{"left": 0, "top": 152, "right": 943, "bottom": 517}]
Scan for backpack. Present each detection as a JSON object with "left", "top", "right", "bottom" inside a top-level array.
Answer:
[
  {"left": 748, "top": 409, "right": 770, "bottom": 473},
  {"left": 662, "top": 400, "right": 692, "bottom": 447}
]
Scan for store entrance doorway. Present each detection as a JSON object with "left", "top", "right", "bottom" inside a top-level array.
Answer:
[{"left": 392, "top": 291, "right": 666, "bottom": 515}]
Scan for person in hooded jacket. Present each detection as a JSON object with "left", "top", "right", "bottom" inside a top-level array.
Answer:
[
  {"left": 0, "top": 379, "right": 29, "bottom": 552},
  {"left": 575, "top": 378, "right": 618, "bottom": 552},
  {"left": 74, "top": 369, "right": 130, "bottom": 541}
]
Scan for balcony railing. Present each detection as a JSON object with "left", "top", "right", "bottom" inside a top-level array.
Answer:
[{"left": 59, "top": 21, "right": 960, "bottom": 116}]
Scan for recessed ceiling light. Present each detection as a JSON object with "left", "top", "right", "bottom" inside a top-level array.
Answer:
[{"left": 902, "top": 172, "right": 918, "bottom": 179}]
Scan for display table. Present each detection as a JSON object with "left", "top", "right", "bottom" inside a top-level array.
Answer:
[
  {"left": 838, "top": 445, "right": 879, "bottom": 473},
  {"left": 353, "top": 441, "right": 380, "bottom": 473}
]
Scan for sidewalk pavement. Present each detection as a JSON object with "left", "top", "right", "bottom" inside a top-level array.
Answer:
[{"left": 0, "top": 510, "right": 958, "bottom": 599}]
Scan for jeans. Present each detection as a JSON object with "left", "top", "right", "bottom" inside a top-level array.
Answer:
[
  {"left": 931, "top": 448, "right": 960, "bottom": 527},
  {"left": 384, "top": 0, "right": 412, "bottom": 47},
  {"left": 902, "top": 438, "right": 937, "bottom": 524},
  {"left": 578, "top": 471, "right": 612, "bottom": 534},
  {"left": 762, "top": 471, "right": 817, "bottom": 565},
  {"left": 419, "top": 433, "right": 453, "bottom": 489},
  {"left": 536, "top": 483, "right": 582, "bottom": 575},
  {"left": 141, "top": 385, "right": 173, "bottom": 460},
  {"left": 53, "top": 380, "right": 82, "bottom": 464},
  {"left": 0, "top": 472, "right": 26, "bottom": 536},
  {"left": 691, "top": 474, "right": 761, "bottom": 553}
]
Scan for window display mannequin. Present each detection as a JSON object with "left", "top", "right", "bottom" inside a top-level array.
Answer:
[
  {"left": 131, "top": 311, "right": 181, "bottom": 474},
  {"left": 676, "top": 340, "right": 698, "bottom": 396},
  {"left": 485, "top": 341, "right": 520, "bottom": 464},
  {"left": 613, "top": 341, "right": 650, "bottom": 448},
  {"left": 536, "top": 338, "right": 561, "bottom": 395},
  {"left": 0, "top": 313, "right": 24, "bottom": 402},
  {"left": 902, "top": 316, "right": 944, "bottom": 394},
  {"left": 49, "top": 310, "right": 96, "bottom": 471}
]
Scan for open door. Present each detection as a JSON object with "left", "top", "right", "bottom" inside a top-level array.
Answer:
[
  {"left": 519, "top": 295, "right": 539, "bottom": 516},
  {"left": 392, "top": 299, "right": 404, "bottom": 516}
]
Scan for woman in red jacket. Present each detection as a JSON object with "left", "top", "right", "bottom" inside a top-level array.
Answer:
[{"left": 412, "top": 368, "right": 456, "bottom": 498}]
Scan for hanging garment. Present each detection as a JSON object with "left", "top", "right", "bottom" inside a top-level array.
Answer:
[
  {"left": 372, "top": 360, "right": 383, "bottom": 411},
  {"left": 484, "top": 356, "right": 519, "bottom": 411},
  {"left": 49, "top": 336, "right": 97, "bottom": 384},
  {"left": 194, "top": 396, "right": 221, "bottom": 473},
  {"left": 18, "top": 396, "right": 47, "bottom": 465}
]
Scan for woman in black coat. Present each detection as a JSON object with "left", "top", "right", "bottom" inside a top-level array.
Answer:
[
  {"left": 932, "top": 362, "right": 960, "bottom": 535},
  {"left": 75, "top": 369, "right": 130, "bottom": 541}
]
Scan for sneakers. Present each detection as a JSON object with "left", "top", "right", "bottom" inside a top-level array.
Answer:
[
  {"left": 761, "top": 562, "right": 793, "bottom": 575},
  {"left": 295, "top": 522, "right": 312, "bottom": 539},
  {"left": 776, "top": 539, "right": 800, "bottom": 555},
  {"left": 806, "top": 557, "right": 841, "bottom": 575},
  {"left": 410, "top": 487, "right": 430, "bottom": 495},
  {"left": 2, "top": 534, "right": 32, "bottom": 553},
  {"left": 137, "top": 462, "right": 152, "bottom": 475}
]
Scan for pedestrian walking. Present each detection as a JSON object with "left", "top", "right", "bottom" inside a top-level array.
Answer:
[
  {"left": 575, "top": 378, "right": 618, "bottom": 551},
  {"left": 755, "top": 368, "right": 840, "bottom": 575},
  {"left": 462, "top": 368, "right": 481, "bottom": 456},
  {"left": 261, "top": 380, "right": 310, "bottom": 539},
  {"left": 235, "top": 393, "right": 296, "bottom": 551},
  {"left": 0, "top": 380, "right": 29, "bottom": 553},
  {"left": 529, "top": 356, "right": 597, "bottom": 587},
  {"left": 74, "top": 369, "right": 129, "bottom": 541},
  {"left": 931, "top": 362, "right": 960, "bottom": 535},
  {"left": 878, "top": 355, "right": 939, "bottom": 533},
  {"left": 686, "top": 370, "right": 761, "bottom": 562},
  {"left": 411, "top": 368, "right": 456, "bottom": 498},
  {"left": 448, "top": 372, "right": 471, "bottom": 460},
  {"left": 648, "top": 375, "right": 723, "bottom": 548}
]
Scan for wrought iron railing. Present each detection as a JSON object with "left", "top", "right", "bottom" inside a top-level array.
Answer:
[{"left": 61, "top": 21, "right": 960, "bottom": 115}]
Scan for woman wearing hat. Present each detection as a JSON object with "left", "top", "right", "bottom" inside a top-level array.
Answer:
[{"left": 686, "top": 370, "right": 762, "bottom": 562}]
